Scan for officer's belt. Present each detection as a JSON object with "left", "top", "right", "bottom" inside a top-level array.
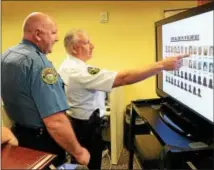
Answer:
[{"left": 14, "top": 124, "right": 47, "bottom": 136}]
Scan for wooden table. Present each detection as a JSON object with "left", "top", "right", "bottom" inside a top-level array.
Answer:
[{"left": 1, "top": 144, "right": 56, "bottom": 169}]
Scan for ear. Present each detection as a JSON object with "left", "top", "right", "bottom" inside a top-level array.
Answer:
[
  {"left": 34, "top": 29, "right": 41, "bottom": 42},
  {"left": 71, "top": 45, "right": 78, "bottom": 54}
]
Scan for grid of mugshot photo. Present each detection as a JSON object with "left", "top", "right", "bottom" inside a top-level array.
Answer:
[{"left": 165, "top": 45, "right": 214, "bottom": 98}]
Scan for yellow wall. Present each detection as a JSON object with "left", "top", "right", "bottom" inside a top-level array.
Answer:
[{"left": 2, "top": 1, "right": 196, "bottom": 106}]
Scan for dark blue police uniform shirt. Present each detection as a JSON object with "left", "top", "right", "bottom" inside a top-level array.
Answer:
[{"left": 1, "top": 40, "right": 69, "bottom": 128}]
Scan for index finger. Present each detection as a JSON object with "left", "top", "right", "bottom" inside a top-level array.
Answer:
[{"left": 177, "top": 54, "right": 190, "bottom": 59}]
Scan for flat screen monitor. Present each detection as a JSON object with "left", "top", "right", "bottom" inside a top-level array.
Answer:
[{"left": 155, "top": 2, "right": 214, "bottom": 124}]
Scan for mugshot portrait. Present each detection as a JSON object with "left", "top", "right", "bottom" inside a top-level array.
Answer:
[
  {"left": 174, "top": 79, "right": 177, "bottom": 86},
  {"left": 185, "top": 72, "right": 188, "bottom": 80},
  {"left": 171, "top": 77, "right": 173, "bottom": 84},
  {"left": 198, "top": 61, "right": 202, "bottom": 70},
  {"left": 203, "top": 77, "right": 207, "bottom": 87},
  {"left": 209, "top": 63, "right": 213, "bottom": 73},
  {"left": 169, "top": 76, "right": 172, "bottom": 83},
  {"left": 174, "top": 46, "right": 177, "bottom": 54},
  {"left": 198, "top": 46, "right": 202, "bottom": 55},
  {"left": 193, "top": 74, "right": 196, "bottom": 83},
  {"left": 197, "top": 88, "right": 202, "bottom": 97},
  {"left": 181, "top": 81, "right": 184, "bottom": 89},
  {"left": 177, "top": 46, "right": 180, "bottom": 54},
  {"left": 177, "top": 70, "right": 180, "bottom": 76},
  {"left": 188, "top": 84, "right": 192, "bottom": 93},
  {"left": 189, "top": 46, "right": 193, "bottom": 55},
  {"left": 177, "top": 70, "right": 180, "bottom": 77},
  {"left": 169, "top": 76, "right": 171, "bottom": 82},
  {"left": 166, "top": 76, "right": 168, "bottom": 82},
  {"left": 171, "top": 77, "right": 174, "bottom": 85},
  {"left": 208, "top": 79, "right": 213, "bottom": 89},
  {"left": 198, "top": 76, "right": 202, "bottom": 85},
  {"left": 184, "top": 83, "right": 187, "bottom": 91},
  {"left": 203, "top": 47, "right": 208, "bottom": 56},
  {"left": 171, "top": 46, "right": 173, "bottom": 53},
  {"left": 193, "top": 60, "right": 197, "bottom": 69},
  {"left": 193, "top": 46, "right": 197, "bottom": 55},
  {"left": 189, "top": 73, "right": 192, "bottom": 81},
  {"left": 189, "top": 60, "right": 192, "bottom": 68},
  {"left": 168, "top": 46, "right": 170, "bottom": 53},
  {"left": 177, "top": 80, "right": 180, "bottom": 87},
  {"left": 181, "top": 71, "right": 184, "bottom": 78},
  {"left": 209, "top": 46, "right": 213, "bottom": 56},
  {"left": 185, "top": 46, "right": 188, "bottom": 54},
  {"left": 193, "top": 86, "right": 196, "bottom": 95},
  {"left": 203, "top": 62, "right": 208, "bottom": 72}
]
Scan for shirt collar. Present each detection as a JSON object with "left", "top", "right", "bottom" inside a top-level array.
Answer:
[
  {"left": 21, "top": 39, "right": 49, "bottom": 61},
  {"left": 21, "top": 39, "right": 42, "bottom": 53},
  {"left": 68, "top": 55, "right": 86, "bottom": 65}
]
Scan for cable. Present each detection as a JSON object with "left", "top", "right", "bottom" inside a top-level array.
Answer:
[
  {"left": 134, "top": 155, "right": 142, "bottom": 169},
  {"left": 102, "top": 145, "right": 112, "bottom": 169}
]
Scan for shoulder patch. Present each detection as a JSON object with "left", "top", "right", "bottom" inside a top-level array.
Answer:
[
  {"left": 88, "top": 67, "right": 100, "bottom": 75},
  {"left": 41, "top": 68, "right": 58, "bottom": 84}
]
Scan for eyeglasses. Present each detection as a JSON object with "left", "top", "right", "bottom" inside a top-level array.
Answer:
[{"left": 78, "top": 40, "right": 91, "bottom": 45}]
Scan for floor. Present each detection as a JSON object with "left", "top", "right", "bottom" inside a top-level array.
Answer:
[{"left": 101, "top": 148, "right": 142, "bottom": 169}]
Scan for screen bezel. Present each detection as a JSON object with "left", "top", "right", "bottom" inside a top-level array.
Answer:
[{"left": 155, "top": 2, "right": 214, "bottom": 124}]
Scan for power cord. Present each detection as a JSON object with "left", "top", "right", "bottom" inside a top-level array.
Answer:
[
  {"left": 102, "top": 146, "right": 112, "bottom": 170},
  {"left": 134, "top": 155, "right": 142, "bottom": 169}
]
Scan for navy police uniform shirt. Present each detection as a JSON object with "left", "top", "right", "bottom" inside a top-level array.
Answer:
[
  {"left": 58, "top": 55, "right": 117, "bottom": 120},
  {"left": 1, "top": 40, "right": 69, "bottom": 128}
]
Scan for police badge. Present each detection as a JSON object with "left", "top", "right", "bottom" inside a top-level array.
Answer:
[
  {"left": 41, "top": 68, "right": 58, "bottom": 84},
  {"left": 88, "top": 67, "right": 100, "bottom": 75}
]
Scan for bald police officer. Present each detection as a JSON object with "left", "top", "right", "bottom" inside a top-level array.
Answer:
[
  {"left": 58, "top": 29, "right": 189, "bottom": 169},
  {"left": 1, "top": 13, "right": 90, "bottom": 166}
]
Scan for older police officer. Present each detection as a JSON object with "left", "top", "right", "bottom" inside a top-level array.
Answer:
[
  {"left": 58, "top": 29, "right": 189, "bottom": 169},
  {"left": 1, "top": 13, "right": 89, "bottom": 166}
]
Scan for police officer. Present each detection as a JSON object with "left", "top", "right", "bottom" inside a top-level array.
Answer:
[
  {"left": 1, "top": 13, "right": 90, "bottom": 166},
  {"left": 58, "top": 29, "right": 189, "bottom": 169}
]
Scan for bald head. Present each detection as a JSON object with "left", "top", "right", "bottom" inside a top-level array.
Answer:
[
  {"left": 23, "top": 12, "right": 53, "bottom": 33},
  {"left": 22, "top": 12, "right": 58, "bottom": 54}
]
